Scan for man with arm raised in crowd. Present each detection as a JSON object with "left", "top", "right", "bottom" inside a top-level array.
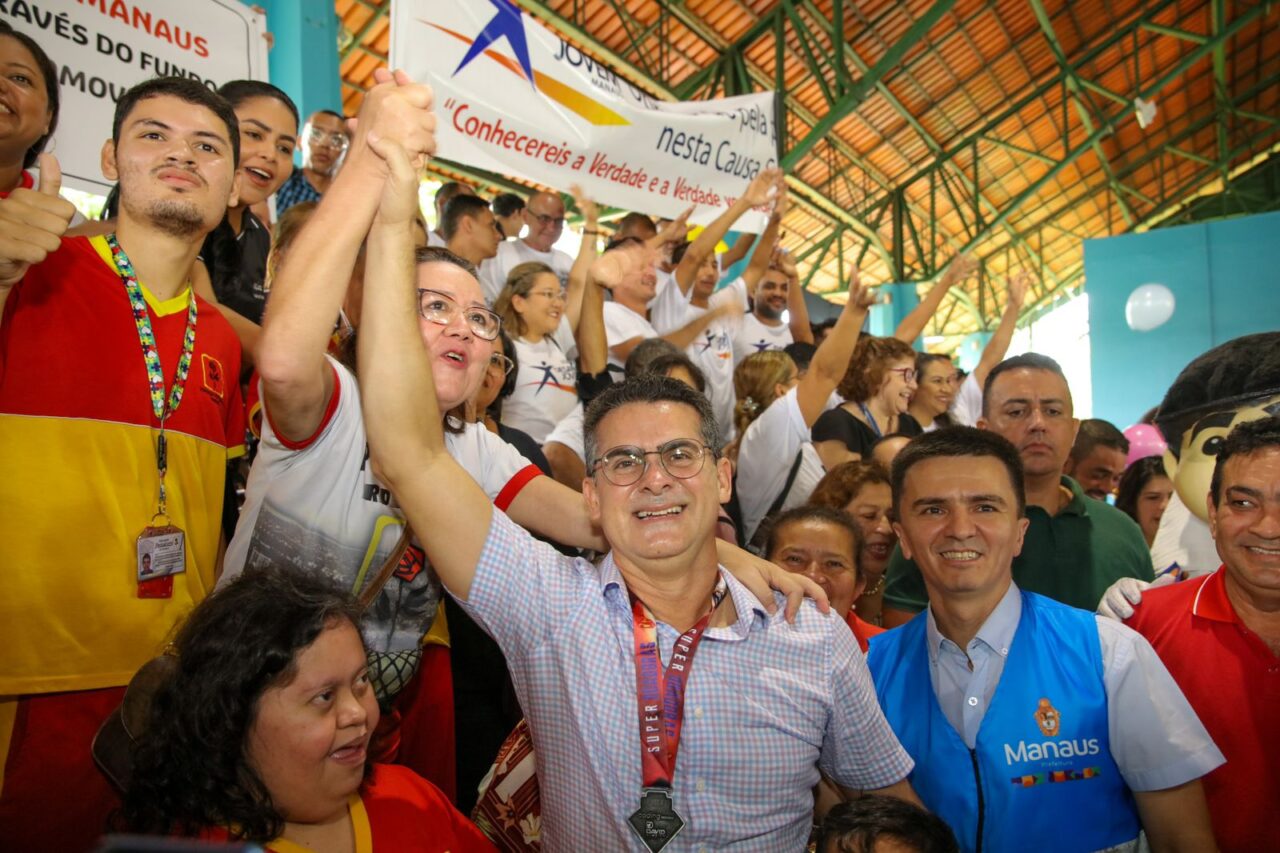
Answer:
[{"left": 358, "top": 128, "right": 918, "bottom": 851}]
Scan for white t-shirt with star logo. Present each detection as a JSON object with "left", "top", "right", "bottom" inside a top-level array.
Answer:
[
  {"left": 733, "top": 312, "right": 793, "bottom": 364},
  {"left": 503, "top": 335, "right": 579, "bottom": 444}
]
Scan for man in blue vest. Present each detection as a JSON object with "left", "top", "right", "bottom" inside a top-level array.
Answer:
[{"left": 867, "top": 427, "right": 1223, "bottom": 853}]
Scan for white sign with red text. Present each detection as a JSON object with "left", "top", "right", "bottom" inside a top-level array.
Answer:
[
  {"left": 390, "top": 0, "right": 779, "bottom": 231},
  {"left": 3, "top": 0, "right": 268, "bottom": 194}
]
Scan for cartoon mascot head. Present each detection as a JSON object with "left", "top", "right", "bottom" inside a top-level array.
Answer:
[{"left": 1154, "top": 332, "right": 1280, "bottom": 521}]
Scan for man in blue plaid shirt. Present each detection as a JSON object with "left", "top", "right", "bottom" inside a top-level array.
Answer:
[{"left": 359, "top": 114, "right": 918, "bottom": 852}]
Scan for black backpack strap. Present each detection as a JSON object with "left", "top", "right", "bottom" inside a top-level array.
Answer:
[{"left": 767, "top": 450, "right": 805, "bottom": 518}]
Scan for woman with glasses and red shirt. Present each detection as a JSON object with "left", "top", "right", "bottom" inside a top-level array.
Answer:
[{"left": 812, "top": 336, "right": 924, "bottom": 472}]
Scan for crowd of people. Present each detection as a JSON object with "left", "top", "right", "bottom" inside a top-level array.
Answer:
[{"left": 0, "top": 24, "right": 1277, "bottom": 853}]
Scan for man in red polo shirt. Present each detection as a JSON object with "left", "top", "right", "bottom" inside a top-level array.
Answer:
[{"left": 1121, "top": 415, "right": 1280, "bottom": 852}]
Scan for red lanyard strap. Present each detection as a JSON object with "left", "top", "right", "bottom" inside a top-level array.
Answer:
[{"left": 630, "top": 575, "right": 728, "bottom": 789}]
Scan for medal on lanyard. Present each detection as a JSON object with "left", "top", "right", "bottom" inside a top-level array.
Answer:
[
  {"left": 627, "top": 575, "right": 728, "bottom": 852},
  {"left": 107, "top": 234, "right": 198, "bottom": 599}
]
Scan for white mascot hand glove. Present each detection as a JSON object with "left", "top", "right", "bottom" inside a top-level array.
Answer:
[{"left": 1096, "top": 573, "right": 1176, "bottom": 621}]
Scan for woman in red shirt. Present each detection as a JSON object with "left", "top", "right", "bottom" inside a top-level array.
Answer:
[{"left": 120, "top": 566, "right": 495, "bottom": 853}]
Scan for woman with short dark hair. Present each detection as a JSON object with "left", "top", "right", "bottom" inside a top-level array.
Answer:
[{"left": 121, "top": 566, "right": 494, "bottom": 851}]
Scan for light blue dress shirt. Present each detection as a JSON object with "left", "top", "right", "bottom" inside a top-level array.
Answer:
[{"left": 461, "top": 510, "right": 914, "bottom": 852}]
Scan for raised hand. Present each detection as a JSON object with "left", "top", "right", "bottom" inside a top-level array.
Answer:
[
  {"left": 590, "top": 241, "right": 654, "bottom": 291},
  {"left": 741, "top": 166, "right": 782, "bottom": 207},
  {"left": 0, "top": 154, "right": 77, "bottom": 288},
  {"left": 845, "top": 269, "right": 876, "bottom": 311},
  {"left": 350, "top": 68, "right": 437, "bottom": 172},
  {"left": 655, "top": 205, "right": 694, "bottom": 246},
  {"left": 774, "top": 245, "right": 798, "bottom": 279},
  {"left": 1006, "top": 270, "right": 1031, "bottom": 309},
  {"left": 940, "top": 253, "right": 977, "bottom": 286},
  {"left": 772, "top": 181, "right": 790, "bottom": 219},
  {"left": 569, "top": 183, "right": 598, "bottom": 226}
]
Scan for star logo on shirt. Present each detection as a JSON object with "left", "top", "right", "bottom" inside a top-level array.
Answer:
[
  {"left": 752, "top": 339, "right": 772, "bottom": 352},
  {"left": 524, "top": 361, "right": 575, "bottom": 395}
]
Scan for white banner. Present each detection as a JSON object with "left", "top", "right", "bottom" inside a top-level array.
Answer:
[
  {"left": 3, "top": 0, "right": 269, "bottom": 194},
  {"left": 391, "top": 0, "right": 779, "bottom": 231}
]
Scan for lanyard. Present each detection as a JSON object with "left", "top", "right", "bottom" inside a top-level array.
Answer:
[
  {"left": 630, "top": 575, "right": 728, "bottom": 789},
  {"left": 858, "top": 402, "right": 883, "bottom": 438},
  {"left": 107, "top": 233, "right": 198, "bottom": 519}
]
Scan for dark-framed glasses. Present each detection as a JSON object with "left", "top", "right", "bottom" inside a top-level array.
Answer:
[
  {"left": 489, "top": 353, "right": 515, "bottom": 376},
  {"left": 530, "top": 211, "right": 566, "bottom": 227},
  {"left": 591, "top": 439, "right": 716, "bottom": 486},
  {"left": 416, "top": 289, "right": 502, "bottom": 341},
  {"left": 887, "top": 367, "right": 920, "bottom": 383}
]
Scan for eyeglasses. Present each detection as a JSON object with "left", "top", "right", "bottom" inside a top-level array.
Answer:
[
  {"left": 529, "top": 211, "right": 566, "bottom": 228},
  {"left": 416, "top": 289, "right": 502, "bottom": 341},
  {"left": 591, "top": 439, "right": 716, "bottom": 487},
  {"left": 308, "top": 127, "right": 349, "bottom": 150},
  {"left": 887, "top": 367, "right": 920, "bottom": 383},
  {"left": 489, "top": 353, "right": 515, "bottom": 376},
  {"left": 527, "top": 288, "right": 566, "bottom": 302}
]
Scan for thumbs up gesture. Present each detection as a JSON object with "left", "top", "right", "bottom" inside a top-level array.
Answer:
[{"left": 0, "top": 154, "right": 78, "bottom": 289}]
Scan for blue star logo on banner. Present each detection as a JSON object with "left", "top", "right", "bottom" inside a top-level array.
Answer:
[{"left": 453, "top": 0, "right": 536, "bottom": 87}]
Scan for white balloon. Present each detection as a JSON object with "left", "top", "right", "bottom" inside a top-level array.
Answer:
[{"left": 1125, "top": 283, "right": 1176, "bottom": 332}]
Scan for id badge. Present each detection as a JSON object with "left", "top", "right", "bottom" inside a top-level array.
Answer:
[{"left": 137, "top": 524, "right": 186, "bottom": 598}]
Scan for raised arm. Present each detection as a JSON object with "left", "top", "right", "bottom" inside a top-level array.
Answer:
[
  {"left": 894, "top": 253, "right": 976, "bottom": 343},
  {"left": 972, "top": 270, "right": 1028, "bottom": 388},
  {"left": 797, "top": 273, "right": 874, "bottom": 426},
  {"left": 359, "top": 129, "right": 497, "bottom": 601},
  {"left": 740, "top": 197, "right": 783, "bottom": 295},
  {"left": 257, "top": 69, "right": 433, "bottom": 442},
  {"left": 645, "top": 205, "right": 693, "bottom": 254},
  {"left": 774, "top": 222, "right": 814, "bottom": 345},
  {"left": 674, "top": 167, "right": 780, "bottom": 294},
  {"left": 563, "top": 187, "right": 598, "bottom": 333},
  {"left": 0, "top": 154, "right": 76, "bottom": 316}
]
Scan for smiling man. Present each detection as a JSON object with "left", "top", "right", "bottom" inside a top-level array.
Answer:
[
  {"left": 0, "top": 77, "right": 245, "bottom": 848},
  {"left": 479, "top": 189, "right": 575, "bottom": 304},
  {"left": 1118, "top": 417, "right": 1280, "bottom": 852},
  {"left": 361, "top": 138, "right": 918, "bottom": 847},
  {"left": 867, "top": 428, "right": 1223, "bottom": 853},
  {"left": 883, "top": 354, "right": 1153, "bottom": 623}
]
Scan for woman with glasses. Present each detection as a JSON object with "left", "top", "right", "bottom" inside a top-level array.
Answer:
[
  {"left": 812, "top": 336, "right": 923, "bottom": 473},
  {"left": 275, "top": 109, "right": 348, "bottom": 214},
  {"left": 492, "top": 261, "right": 579, "bottom": 444}
]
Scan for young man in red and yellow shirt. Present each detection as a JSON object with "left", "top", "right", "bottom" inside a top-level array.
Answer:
[{"left": 0, "top": 77, "right": 245, "bottom": 850}]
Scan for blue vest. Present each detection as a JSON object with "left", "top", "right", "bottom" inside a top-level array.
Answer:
[{"left": 867, "top": 591, "right": 1140, "bottom": 853}]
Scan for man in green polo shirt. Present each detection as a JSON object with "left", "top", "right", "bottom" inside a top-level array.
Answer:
[{"left": 883, "top": 353, "right": 1152, "bottom": 625}]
